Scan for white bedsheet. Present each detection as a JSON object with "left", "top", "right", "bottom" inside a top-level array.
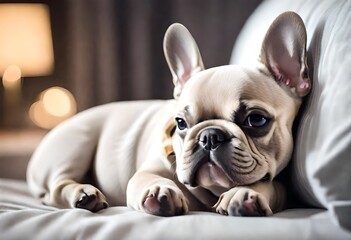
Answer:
[{"left": 1, "top": 179, "right": 350, "bottom": 240}]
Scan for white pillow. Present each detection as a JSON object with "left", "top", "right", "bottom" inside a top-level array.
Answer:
[{"left": 230, "top": 0, "right": 351, "bottom": 231}]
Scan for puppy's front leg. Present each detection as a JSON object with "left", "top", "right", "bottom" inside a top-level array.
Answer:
[
  {"left": 127, "top": 171, "right": 188, "bottom": 216},
  {"left": 214, "top": 181, "right": 285, "bottom": 216},
  {"left": 49, "top": 179, "right": 109, "bottom": 212}
]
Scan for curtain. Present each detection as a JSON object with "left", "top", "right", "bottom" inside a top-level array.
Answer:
[{"left": 51, "top": 0, "right": 261, "bottom": 111}]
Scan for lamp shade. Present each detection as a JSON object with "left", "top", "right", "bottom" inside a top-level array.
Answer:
[{"left": 0, "top": 4, "right": 54, "bottom": 77}]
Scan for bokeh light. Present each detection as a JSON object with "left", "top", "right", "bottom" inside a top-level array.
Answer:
[
  {"left": 2, "top": 65, "right": 21, "bottom": 90},
  {"left": 29, "top": 87, "right": 77, "bottom": 129},
  {"left": 42, "top": 87, "right": 75, "bottom": 117}
]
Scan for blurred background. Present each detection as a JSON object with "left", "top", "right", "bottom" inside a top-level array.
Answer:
[
  {"left": 0, "top": 0, "right": 261, "bottom": 179},
  {"left": 0, "top": 0, "right": 261, "bottom": 130}
]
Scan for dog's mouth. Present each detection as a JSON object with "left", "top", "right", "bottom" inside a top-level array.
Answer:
[
  {"left": 193, "top": 161, "right": 233, "bottom": 188},
  {"left": 187, "top": 150, "right": 234, "bottom": 189}
]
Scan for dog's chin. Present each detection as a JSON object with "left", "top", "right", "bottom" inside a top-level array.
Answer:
[{"left": 194, "top": 162, "right": 234, "bottom": 189}]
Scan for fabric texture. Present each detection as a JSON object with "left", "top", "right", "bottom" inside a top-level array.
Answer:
[
  {"left": 1, "top": 179, "right": 350, "bottom": 240},
  {"left": 230, "top": 0, "right": 351, "bottom": 231}
]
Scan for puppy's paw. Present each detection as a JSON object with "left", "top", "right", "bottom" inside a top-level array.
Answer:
[
  {"left": 74, "top": 184, "right": 109, "bottom": 212},
  {"left": 214, "top": 187, "right": 272, "bottom": 217},
  {"left": 142, "top": 185, "right": 188, "bottom": 216}
]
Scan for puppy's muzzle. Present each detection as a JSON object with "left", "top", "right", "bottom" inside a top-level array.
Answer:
[
  {"left": 198, "top": 128, "right": 229, "bottom": 151},
  {"left": 184, "top": 127, "right": 233, "bottom": 188}
]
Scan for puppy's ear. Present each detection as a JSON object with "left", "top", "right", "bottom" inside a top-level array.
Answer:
[
  {"left": 260, "top": 12, "right": 311, "bottom": 97},
  {"left": 164, "top": 23, "right": 204, "bottom": 99}
]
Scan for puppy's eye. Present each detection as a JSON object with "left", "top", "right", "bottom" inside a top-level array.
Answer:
[
  {"left": 246, "top": 114, "right": 268, "bottom": 128},
  {"left": 175, "top": 117, "right": 188, "bottom": 130}
]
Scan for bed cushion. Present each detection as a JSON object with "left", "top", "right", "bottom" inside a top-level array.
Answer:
[
  {"left": 1, "top": 178, "right": 350, "bottom": 239},
  {"left": 230, "top": 0, "right": 351, "bottom": 231}
]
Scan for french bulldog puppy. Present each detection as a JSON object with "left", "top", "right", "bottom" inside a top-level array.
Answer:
[{"left": 27, "top": 12, "right": 311, "bottom": 217}]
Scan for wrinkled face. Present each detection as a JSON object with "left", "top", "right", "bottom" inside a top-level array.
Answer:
[{"left": 173, "top": 65, "right": 301, "bottom": 191}]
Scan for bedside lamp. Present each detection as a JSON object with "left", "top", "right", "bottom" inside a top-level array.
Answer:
[{"left": 0, "top": 3, "right": 54, "bottom": 128}]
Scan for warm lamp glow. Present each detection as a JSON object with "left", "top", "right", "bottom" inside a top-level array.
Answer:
[
  {"left": 29, "top": 87, "right": 77, "bottom": 129},
  {"left": 42, "top": 87, "right": 75, "bottom": 117},
  {"left": 0, "top": 4, "right": 54, "bottom": 76},
  {"left": 29, "top": 101, "right": 59, "bottom": 129},
  {"left": 2, "top": 65, "right": 21, "bottom": 90},
  {"left": 2, "top": 65, "right": 22, "bottom": 110}
]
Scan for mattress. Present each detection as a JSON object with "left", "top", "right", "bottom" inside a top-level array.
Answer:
[{"left": 1, "top": 178, "right": 350, "bottom": 240}]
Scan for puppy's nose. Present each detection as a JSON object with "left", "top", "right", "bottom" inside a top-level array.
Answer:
[{"left": 198, "top": 128, "right": 228, "bottom": 151}]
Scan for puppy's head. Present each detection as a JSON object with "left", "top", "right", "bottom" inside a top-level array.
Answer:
[{"left": 164, "top": 12, "right": 311, "bottom": 192}]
